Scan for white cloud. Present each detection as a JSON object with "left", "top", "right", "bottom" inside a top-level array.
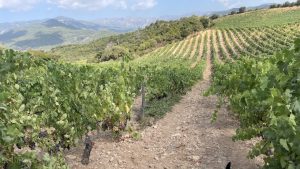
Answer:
[
  {"left": 0, "top": 0, "right": 157, "bottom": 11},
  {"left": 132, "top": 0, "right": 157, "bottom": 10},
  {"left": 0, "top": 0, "right": 40, "bottom": 11},
  {"left": 47, "top": 0, "right": 156, "bottom": 10},
  {"left": 47, "top": 0, "right": 127, "bottom": 10}
]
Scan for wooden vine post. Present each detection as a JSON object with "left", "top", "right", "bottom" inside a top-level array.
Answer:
[{"left": 140, "top": 81, "right": 146, "bottom": 120}]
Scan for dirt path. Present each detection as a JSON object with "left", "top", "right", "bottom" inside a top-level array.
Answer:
[{"left": 66, "top": 53, "right": 262, "bottom": 169}]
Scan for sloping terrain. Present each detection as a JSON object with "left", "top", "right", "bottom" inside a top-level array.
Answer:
[
  {"left": 214, "top": 6, "right": 300, "bottom": 28},
  {"left": 0, "top": 17, "right": 116, "bottom": 50}
]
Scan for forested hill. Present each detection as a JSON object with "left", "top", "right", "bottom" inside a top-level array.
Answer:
[{"left": 51, "top": 16, "right": 210, "bottom": 63}]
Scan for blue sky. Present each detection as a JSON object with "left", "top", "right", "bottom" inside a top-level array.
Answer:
[{"left": 0, "top": 0, "right": 295, "bottom": 22}]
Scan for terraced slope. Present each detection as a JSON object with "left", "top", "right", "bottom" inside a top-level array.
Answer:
[
  {"left": 140, "top": 23, "right": 300, "bottom": 65},
  {"left": 214, "top": 6, "right": 300, "bottom": 28}
]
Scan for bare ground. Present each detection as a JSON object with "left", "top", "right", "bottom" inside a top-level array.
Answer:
[
  {"left": 191, "top": 31, "right": 206, "bottom": 68},
  {"left": 223, "top": 30, "right": 238, "bottom": 56},
  {"left": 211, "top": 30, "right": 223, "bottom": 64},
  {"left": 182, "top": 36, "right": 194, "bottom": 58},
  {"left": 65, "top": 55, "right": 262, "bottom": 169},
  {"left": 217, "top": 30, "right": 232, "bottom": 60},
  {"left": 189, "top": 33, "right": 200, "bottom": 60},
  {"left": 228, "top": 30, "right": 244, "bottom": 51}
]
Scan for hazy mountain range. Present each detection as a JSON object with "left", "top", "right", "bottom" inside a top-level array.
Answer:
[{"left": 0, "top": 3, "right": 274, "bottom": 50}]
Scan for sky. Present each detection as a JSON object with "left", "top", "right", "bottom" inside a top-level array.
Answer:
[{"left": 0, "top": 0, "right": 296, "bottom": 22}]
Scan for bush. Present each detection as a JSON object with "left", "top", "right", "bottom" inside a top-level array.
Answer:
[
  {"left": 97, "top": 46, "right": 130, "bottom": 62},
  {"left": 210, "top": 14, "right": 219, "bottom": 20},
  {"left": 210, "top": 39, "right": 300, "bottom": 169},
  {"left": 200, "top": 17, "right": 211, "bottom": 28},
  {"left": 239, "top": 7, "right": 246, "bottom": 13},
  {"left": 230, "top": 11, "right": 237, "bottom": 15}
]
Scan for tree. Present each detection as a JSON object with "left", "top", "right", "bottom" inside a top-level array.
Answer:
[
  {"left": 296, "top": 0, "right": 300, "bottom": 6},
  {"left": 270, "top": 4, "right": 277, "bottom": 8},
  {"left": 97, "top": 46, "right": 130, "bottom": 62},
  {"left": 210, "top": 14, "right": 219, "bottom": 20},
  {"left": 282, "top": 1, "right": 291, "bottom": 7},
  {"left": 239, "top": 7, "right": 246, "bottom": 13},
  {"left": 230, "top": 11, "right": 237, "bottom": 15},
  {"left": 200, "top": 17, "right": 211, "bottom": 29}
]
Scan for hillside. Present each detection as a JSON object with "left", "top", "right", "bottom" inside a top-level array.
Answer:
[
  {"left": 51, "top": 16, "right": 210, "bottom": 62},
  {"left": 0, "top": 17, "right": 116, "bottom": 50},
  {"left": 133, "top": 23, "right": 300, "bottom": 66},
  {"left": 214, "top": 6, "right": 300, "bottom": 28},
  {"left": 51, "top": 7, "right": 300, "bottom": 63}
]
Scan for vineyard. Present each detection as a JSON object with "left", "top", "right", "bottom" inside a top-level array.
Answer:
[
  {"left": 137, "top": 23, "right": 300, "bottom": 64},
  {"left": 210, "top": 40, "right": 300, "bottom": 169},
  {"left": 0, "top": 47, "right": 204, "bottom": 168},
  {"left": 214, "top": 6, "right": 300, "bottom": 28},
  {"left": 1, "top": 6, "right": 300, "bottom": 169}
]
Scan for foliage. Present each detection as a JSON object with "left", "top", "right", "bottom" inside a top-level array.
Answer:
[
  {"left": 96, "top": 46, "right": 130, "bottom": 62},
  {"left": 238, "top": 7, "right": 246, "bottom": 14},
  {"left": 230, "top": 11, "right": 237, "bottom": 15},
  {"left": 209, "top": 39, "right": 300, "bottom": 168},
  {"left": 270, "top": 1, "right": 300, "bottom": 8},
  {"left": 210, "top": 14, "right": 219, "bottom": 20},
  {"left": 27, "top": 50, "right": 60, "bottom": 60},
  {"left": 0, "top": 43, "right": 205, "bottom": 168},
  {"left": 51, "top": 16, "right": 210, "bottom": 62},
  {"left": 0, "top": 49, "right": 135, "bottom": 168}
]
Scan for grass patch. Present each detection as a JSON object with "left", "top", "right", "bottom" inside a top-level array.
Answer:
[{"left": 139, "top": 94, "right": 182, "bottom": 128}]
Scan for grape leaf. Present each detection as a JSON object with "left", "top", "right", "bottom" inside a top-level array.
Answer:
[{"left": 280, "top": 139, "right": 289, "bottom": 151}]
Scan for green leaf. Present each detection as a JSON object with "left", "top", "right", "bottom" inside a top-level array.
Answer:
[
  {"left": 14, "top": 84, "right": 20, "bottom": 90},
  {"left": 280, "top": 139, "right": 289, "bottom": 151},
  {"left": 19, "top": 104, "right": 25, "bottom": 112},
  {"left": 295, "top": 39, "right": 300, "bottom": 52},
  {"left": 289, "top": 114, "right": 296, "bottom": 127},
  {"left": 280, "top": 157, "right": 287, "bottom": 168},
  {"left": 0, "top": 106, "right": 7, "bottom": 111},
  {"left": 2, "top": 136, "right": 13, "bottom": 142},
  {"left": 292, "top": 100, "right": 300, "bottom": 113},
  {"left": 288, "top": 163, "right": 295, "bottom": 169}
]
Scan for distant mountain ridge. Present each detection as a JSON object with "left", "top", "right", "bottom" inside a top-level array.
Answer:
[
  {"left": 0, "top": 17, "right": 118, "bottom": 50},
  {"left": 0, "top": 3, "right": 276, "bottom": 50},
  {"left": 43, "top": 16, "right": 102, "bottom": 30}
]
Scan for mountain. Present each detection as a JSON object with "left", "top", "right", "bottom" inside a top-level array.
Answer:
[
  {"left": 0, "top": 17, "right": 116, "bottom": 50},
  {"left": 93, "top": 17, "right": 158, "bottom": 32},
  {"left": 43, "top": 16, "right": 101, "bottom": 30},
  {"left": 0, "top": 16, "right": 159, "bottom": 50},
  {"left": 0, "top": 3, "right": 277, "bottom": 51}
]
